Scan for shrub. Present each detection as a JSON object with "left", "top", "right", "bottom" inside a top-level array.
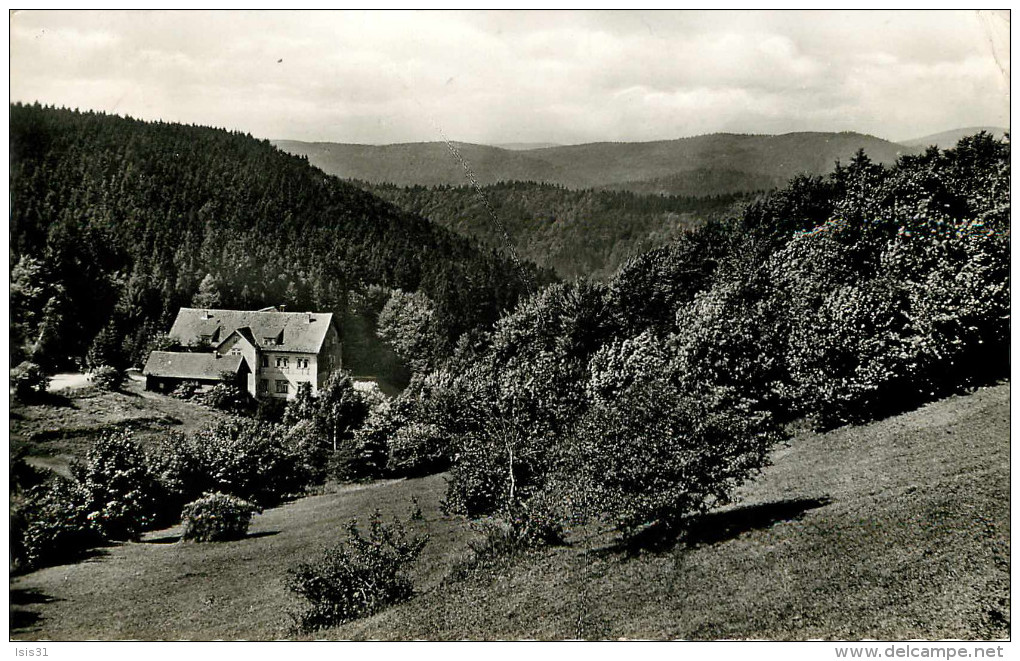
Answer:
[
  {"left": 181, "top": 492, "right": 259, "bottom": 542},
  {"left": 386, "top": 422, "right": 450, "bottom": 477},
  {"left": 89, "top": 365, "right": 124, "bottom": 391},
  {"left": 330, "top": 399, "right": 401, "bottom": 482},
  {"left": 17, "top": 476, "right": 102, "bottom": 570},
  {"left": 315, "top": 372, "right": 371, "bottom": 452},
  {"left": 566, "top": 376, "right": 781, "bottom": 540},
  {"left": 71, "top": 432, "right": 162, "bottom": 540},
  {"left": 286, "top": 513, "right": 428, "bottom": 632},
  {"left": 204, "top": 379, "right": 250, "bottom": 412},
  {"left": 491, "top": 489, "right": 567, "bottom": 551},
  {"left": 148, "top": 431, "right": 209, "bottom": 523},
  {"left": 285, "top": 419, "right": 329, "bottom": 485},
  {"left": 282, "top": 381, "right": 316, "bottom": 426},
  {"left": 10, "top": 500, "right": 30, "bottom": 573},
  {"left": 11, "top": 361, "right": 47, "bottom": 400},
  {"left": 255, "top": 396, "right": 287, "bottom": 423},
  {"left": 443, "top": 405, "right": 556, "bottom": 519},
  {"left": 170, "top": 380, "right": 201, "bottom": 400},
  {"left": 10, "top": 444, "right": 47, "bottom": 495},
  {"left": 150, "top": 419, "right": 304, "bottom": 510},
  {"left": 770, "top": 213, "right": 1009, "bottom": 427}
]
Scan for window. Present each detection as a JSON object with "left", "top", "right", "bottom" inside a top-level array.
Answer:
[
  {"left": 296, "top": 357, "right": 309, "bottom": 369},
  {"left": 261, "top": 356, "right": 268, "bottom": 368},
  {"left": 263, "top": 337, "right": 276, "bottom": 346},
  {"left": 230, "top": 347, "right": 242, "bottom": 356},
  {"left": 276, "top": 356, "right": 289, "bottom": 368},
  {"left": 258, "top": 379, "right": 268, "bottom": 394},
  {"left": 276, "top": 380, "right": 289, "bottom": 394}
]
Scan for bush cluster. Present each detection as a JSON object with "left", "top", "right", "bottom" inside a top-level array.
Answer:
[
  {"left": 181, "top": 492, "right": 260, "bottom": 542},
  {"left": 170, "top": 380, "right": 201, "bottom": 400},
  {"left": 280, "top": 372, "right": 373, "bottom": 483},
  {"left": 13, "top": 433, "right": 160, "bottom": 571},
  {"left": 15, "top": 418, "right": 314, "bottom": 571},
  {"left": 89, "top": 365, "right": 124, "bottom": 391},
  {"left": 203, "top": 380, "right": 250, "bottom": 412},
  {"left": 150, "top": 418, "right": 306, "bottom": 513},
  {"left": 387, "top": 422, "right": 449, "bottom": 477},
  {"left": 11, "top": 361, "right": 47, "bottom": 400},
  {"left": 286, "top": 513, "right": 428, "bottom": 632}
]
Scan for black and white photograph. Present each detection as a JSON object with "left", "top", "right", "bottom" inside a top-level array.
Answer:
[{"left": 7, "top": 8, "right": 1011, "bottom": 649}]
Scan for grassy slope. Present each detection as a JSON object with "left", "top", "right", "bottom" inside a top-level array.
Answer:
[
  {"left": 10, "top": 379, "right": 235, "bottom": 476},
  {"left": 10, "top": 383, "right": 1009, "bottom": 640}
]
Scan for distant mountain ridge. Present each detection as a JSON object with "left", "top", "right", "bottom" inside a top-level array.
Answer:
[
  {"left": 274, "top": 131, "right": 917, "bottom": 197},
  {"left": 494, "top": 142, "right": 561, "bottom": 151},
  {"left": 901, "top": 127, "right": 1009, "bottom": 150}
]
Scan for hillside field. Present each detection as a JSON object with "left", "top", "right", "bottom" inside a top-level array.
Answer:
[
  {"left": 10, "top": 382, "right": 1009, "bottom": 640},
  {"left": 10, "top": 377, "right": 235, "bottom": 476}
]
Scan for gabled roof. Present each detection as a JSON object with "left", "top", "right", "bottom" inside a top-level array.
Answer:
[
  {"left": 143, "top": 351, "right": 246, "bottom": 380},
  {"left": 216, "top": 326, "right": 258, "bottom": 351},
  {"left": 169, "top": 308, "right": 336, "bottom": 354}
]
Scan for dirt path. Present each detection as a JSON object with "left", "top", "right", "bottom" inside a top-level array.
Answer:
[{"left": 46, "top": 372, "right": 90, "bottom": 391}]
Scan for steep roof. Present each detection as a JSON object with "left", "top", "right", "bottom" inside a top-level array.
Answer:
[
  {"left": 143, "top": 351, "right": 246, "bottom": 380},
  {"left": 169, "top": 308, "right": 335, "bottom": 354},
  {"left": 216, "top": 326, "right": 258, "bottom": 351}
]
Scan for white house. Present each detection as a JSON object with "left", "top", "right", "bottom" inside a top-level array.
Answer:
[{"left": 143, "top": 306, "right": 342, "bottom": 399}]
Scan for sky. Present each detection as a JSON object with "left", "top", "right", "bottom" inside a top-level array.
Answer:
[{"left": 9, "top": 9, "right": 1011, "bottom": 145}]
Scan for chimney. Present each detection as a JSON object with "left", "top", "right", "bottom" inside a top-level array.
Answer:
[
  {"left": 279, "top": 304, "right": 287, "bottom": 312},
  {"left": 307, "top": 312, "right": 313, "bottom": 323}
]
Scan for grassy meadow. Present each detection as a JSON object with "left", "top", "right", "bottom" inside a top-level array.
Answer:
[{"left": 10, "top": 377, "right": 234, "bottom": 476}]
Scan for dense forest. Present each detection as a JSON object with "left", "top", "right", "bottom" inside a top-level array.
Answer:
[
  {"left": 355, "top": 181, "right": 751, "bottom": 279},
  {"left": 9, "top": 103, "right": 552, "bottom": 373}
]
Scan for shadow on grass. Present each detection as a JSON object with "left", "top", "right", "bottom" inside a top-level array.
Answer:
[
  {"left": 609, "top": 496, "right": 833, "bottom": 555},
  {"left": 11, "top": 608, "right": 43, "bottom": 632},
  {"left": 10, "top": 588, "right": 62, "bottom": 632},
  {"left": 10, "top": 587, "right": 61, "bottom": 606},
  {"left": 142, "top": 530, "right": 280, "bottom": 545},
  {"left": 685, "top": 497, "right": 833, "bottom": 546},
  {"left": 811, "top": 373, "right": 1007, "bottom": 433},
  {"left": 11, "top": 546, "right": 112, "bottom": 578},
  {"left": 18, "top": 391, "right": 77, "bottom": 408}
]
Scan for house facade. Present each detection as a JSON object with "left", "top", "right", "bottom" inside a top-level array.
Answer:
[{"left": 143, "top": 307, "right": 342, "bottom": 399}]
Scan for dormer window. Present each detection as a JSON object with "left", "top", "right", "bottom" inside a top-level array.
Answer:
[{"left": 263, "top": 329, "right": 283, "bottom": 346}]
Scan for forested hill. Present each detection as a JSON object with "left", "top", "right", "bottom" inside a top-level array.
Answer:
[
  {"left": 358, "top": 181, "right": 752, "bottom": 279},
  {"left": 9, "top": 103, "right": 550, "bottom": 372},
  {"left": 274, "top": 131, "right": 913, "bottom": 196}
]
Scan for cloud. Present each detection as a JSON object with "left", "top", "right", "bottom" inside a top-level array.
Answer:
[{"left": 9, "top": 9, "right": 1010, "bottom": 144}]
